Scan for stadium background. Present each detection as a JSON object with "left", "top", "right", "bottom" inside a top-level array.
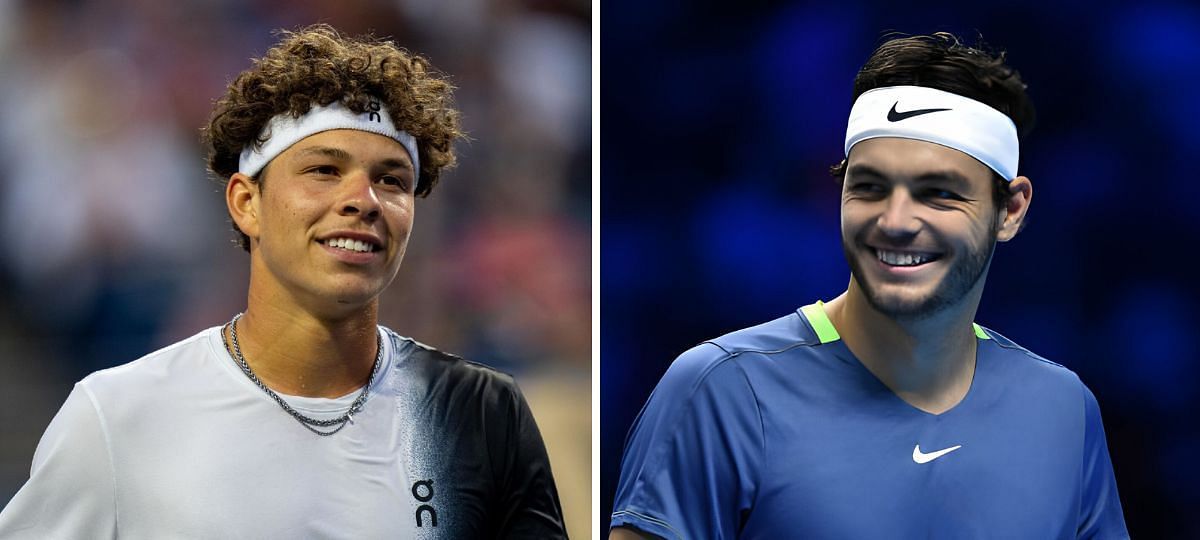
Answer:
[
  {"left": 602, "top": 1, "right": 1199, "bottom": 537},
  {"left": 0, "top": 0, "right": 591, "bottom": 537}
]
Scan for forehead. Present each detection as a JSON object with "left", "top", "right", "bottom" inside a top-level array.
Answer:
[
  {"left": 846, "top": 137, "right": 992, "bottom": 184},
  {"left": 279, "top": 129, "right": 414, "bottom": 166}
]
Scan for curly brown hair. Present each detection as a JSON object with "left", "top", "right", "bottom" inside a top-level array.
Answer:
[
  {"left": 201, "top": 24, "right": 464, "bottom": 250},
  {"left": 831, "top": 32, "right": 1035, "bottom": 210}
]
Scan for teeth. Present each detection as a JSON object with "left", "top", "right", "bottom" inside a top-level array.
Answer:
[
  {"left": 326, "top": 237, "right": 374, "bottom": 253},
  {"left": 877, "top": 250, "right": 932, "bottom": 267}
]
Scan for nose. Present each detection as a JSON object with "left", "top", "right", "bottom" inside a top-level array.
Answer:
[
  {"left": 876, "top": 188, "right": 920, "bottom": 239},
  {"left": 337, "top": 171, "right": 381, "bottom": 221}
]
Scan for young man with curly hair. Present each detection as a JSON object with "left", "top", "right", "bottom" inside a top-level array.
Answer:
[
  {"left": 610, "top": 33, "right": 1128, "bottom": 539},
  {"left": 0, "top": 25, "right": 566, "bottom": 538}
]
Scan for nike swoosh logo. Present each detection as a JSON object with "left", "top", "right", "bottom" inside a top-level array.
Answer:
[
  {"left": 887, "top": 102, "right": 951, "bottom": 122},
  {"left": 912, "top": 444, "right": 962, "bottom": 464}
]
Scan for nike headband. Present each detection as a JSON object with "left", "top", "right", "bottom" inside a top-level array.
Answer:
[
  {"left": 844, "top": 85, "right": 1019, "bottom": 180},
  {"left": 238, "top": 97, "right": 420, "bottom": 180}
]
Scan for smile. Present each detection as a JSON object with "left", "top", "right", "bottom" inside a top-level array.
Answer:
[
  {"left": 874, "top": 248, "right": 941, "bottom": 267},
  {"left": 322, "top": 237, "right": 381, "bottom": 253}
]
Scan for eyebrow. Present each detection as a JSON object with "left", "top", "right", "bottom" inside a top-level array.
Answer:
[
  {"left": 846, "top": 163, "right": 971, "bottom": 188},
  {"left": 295, "top": 146, "right": 412, "bottom": 170},
  {"left": 296, "top": 146, "right": 352, "bottom": 161},
  {"left": 378, "top": 158, "right": 413, "bottom": 172}
]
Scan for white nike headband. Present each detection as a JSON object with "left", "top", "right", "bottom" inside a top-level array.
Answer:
[
  {"left": 238, "top": 98, "right": 420, "bottom": 180},
  {"left": 844, "top": 85, "right": 1019, "bottom": 180}
]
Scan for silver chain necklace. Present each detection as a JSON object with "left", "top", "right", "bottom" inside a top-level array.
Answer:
[{"left": 221, "top": 313, "right": 382, "bottom": 436}]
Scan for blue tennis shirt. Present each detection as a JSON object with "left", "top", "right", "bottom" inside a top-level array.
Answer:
[{"left": 611, "top": 303, "right": 1127, "bottom": 539}]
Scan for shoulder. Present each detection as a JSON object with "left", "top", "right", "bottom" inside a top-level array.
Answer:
[
  {"left": 976, "top": 325, "right": 1085, "bottom": 388},
  {"left": 382, "top": 327, "right": 523, "bottom": 406},
  {"left": 975, "top": 324, "right": 1103, "bottom": 424},
  {"left": 384, "top": 328, "right": 517, "bottom": 385},
  {"left": 79, "top": 327, "right": 219, "bottom": 399},
  {"left": 707, "top": 309, "right": 822, "bottom": 357},
  {"left": 662, "top": 309, "right": 824, "bottom": 388},
  {"left": 648, "top": 311, "right": 820, "bottom": 409}
]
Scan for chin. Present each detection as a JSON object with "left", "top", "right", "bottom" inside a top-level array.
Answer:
[
  {"left": 866, "top": 282, "right": 967, "bottom": 320},
  {"left": 868, "top": 296, "right": 941, "bottom": 319},
  {"left": 334, "top": 285, "right": 386, "bottom": 303},
  {"left": 315, "top": 279, "right": 387, "bottom": 307}
]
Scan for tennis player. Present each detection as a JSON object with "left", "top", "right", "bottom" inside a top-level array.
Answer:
[
  {"left": 0, "top": 25, "right": 566, "bottom": 538},
  {"left": 610, "top": 33, "right": 1127, "bottom": 539}
]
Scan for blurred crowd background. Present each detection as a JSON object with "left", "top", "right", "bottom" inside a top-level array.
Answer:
[
  {"left": 0, "top": 0, "right": 591, "bottom": 536},
  {"left": 603, "top": 1, "right": 1199, "bottom": 538}
]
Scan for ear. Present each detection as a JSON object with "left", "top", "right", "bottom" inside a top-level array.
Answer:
[
  {"left": 996, "top": 176, "right": 1032, "bottom": 242},
  {"left": 226, "top": 172, "right": 262, "bottom": 244}
]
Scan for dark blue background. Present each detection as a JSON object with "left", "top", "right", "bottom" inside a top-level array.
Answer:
[{"left": 601, "top": 1, "right": 1200, "bottom": 537}]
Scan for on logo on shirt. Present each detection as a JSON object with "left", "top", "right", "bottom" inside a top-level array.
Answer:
[{"left": 412, "top": 479, "right": 438, "bottom": 527}]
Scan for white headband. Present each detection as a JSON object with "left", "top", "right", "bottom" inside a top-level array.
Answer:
[
  {"left": 238, "top": 98, "right": 420, "bottom": 180},
  {"left": 844, "top": 85, "right": 1019, "bottom": 180}
]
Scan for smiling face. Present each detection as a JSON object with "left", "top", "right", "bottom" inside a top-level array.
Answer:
[
  {"left": 840, "top": 137, "right": 1026, "bottom": 320},
  {"left": 227, "top": 129, "right": 417, "bottom": 316}
]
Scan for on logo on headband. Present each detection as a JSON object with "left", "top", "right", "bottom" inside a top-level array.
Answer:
[
  {"left": 367, "top": 98, "right": 382, "bottom": 123},
  {"left": 238, "top": 97, "right": 420, "bottom": 179}
]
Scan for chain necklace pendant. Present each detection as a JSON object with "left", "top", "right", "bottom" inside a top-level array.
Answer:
[{"left": 222, "top": 313, "right": 383, "bottom": 436}]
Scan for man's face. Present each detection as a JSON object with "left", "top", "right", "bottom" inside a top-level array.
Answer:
[
  {"left": 241, "top": 129, "right": 417, "bottom": 313},
  {"left": 840, "top": 137, "right": 1003, "bottom": 320}
]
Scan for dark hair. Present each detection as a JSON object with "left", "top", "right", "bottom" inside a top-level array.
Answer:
[
  {"left": 201, "top": 24, "right": 464, "bottom": 251},
  {"left": 831, "top": 32, "right": 1035, "bottom": 209}
]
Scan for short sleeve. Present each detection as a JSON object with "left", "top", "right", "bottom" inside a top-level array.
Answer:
[
  {"left": 611, "top": 343, "right": 764, "bottom": 540},
  {"left": 0, "top": 383, "right": 117, "bottom": 539},
  {"left": 1076, "top": 385, "right": 1128, "bottom": 539},
  {"left": 494, "top": 382, "right": 568, "bottom": 538}
]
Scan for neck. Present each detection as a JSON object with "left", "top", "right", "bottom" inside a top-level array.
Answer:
[
  {"left": 823, "top": 278, "right": 983, "bottom": 414},
  {"left": 227, "top": 281, "right": 381, "bottom": 399}
]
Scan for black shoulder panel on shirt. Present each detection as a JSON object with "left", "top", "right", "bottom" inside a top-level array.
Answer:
[{"left": 383, "top": 330, "right": 567, "bottom": 539}]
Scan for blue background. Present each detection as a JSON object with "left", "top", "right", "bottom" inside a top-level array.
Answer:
[{"left": 601, "top": 1, "right": 1200, "bottom": 537}]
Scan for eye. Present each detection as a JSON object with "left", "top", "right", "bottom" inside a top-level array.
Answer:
[
  {"left": 923, "top": 188, "right": 965, "bottom": 201},
  {"left": 848, "top": 182, "right": 886, "bottom": 195},
  {"left": 378, "top": 174, "right": 412, "bottom": 192},
  {"left": 306, "top": 164, "right": 339, "bottom": 177}
]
